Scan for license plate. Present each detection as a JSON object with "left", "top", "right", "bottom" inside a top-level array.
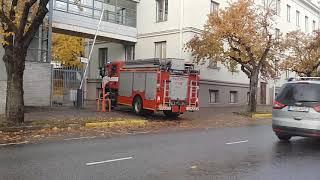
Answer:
[{"left": 288, "top": 106, "right": 309, "bottom": 112}]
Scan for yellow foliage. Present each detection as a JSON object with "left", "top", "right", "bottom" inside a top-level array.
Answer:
[
  {"left": 280, "top": 31, "right": 320, "bottom": 77},
  {"left": 52, "top": 33, "right": 85, "bottom": 67},
  {"left": 186, "top": 0, "right": 279, "bottom": 79},
  {"left": 0, "top": 0, "right": 40, "bottom": 45}
]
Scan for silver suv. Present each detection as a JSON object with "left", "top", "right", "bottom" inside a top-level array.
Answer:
[{"left": 272, "top": 77, "right": 320, "bottom": 141}]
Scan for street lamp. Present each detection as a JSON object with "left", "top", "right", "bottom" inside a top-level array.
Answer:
[{"left": 77, "top": 2, "right": 105, "bottom": 108}]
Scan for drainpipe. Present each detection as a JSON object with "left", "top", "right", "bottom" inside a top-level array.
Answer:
[{"left": 179, "top": 0, "right": 184, "bottom": 59}]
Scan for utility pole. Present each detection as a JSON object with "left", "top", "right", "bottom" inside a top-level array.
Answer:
[{"left": 77, "top": 6, "right": 105, "bottom": 108}]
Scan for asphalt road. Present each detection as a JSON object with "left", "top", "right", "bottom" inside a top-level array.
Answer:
[{"left": 1, "top": 125, "right": 320, "bottom": 180}]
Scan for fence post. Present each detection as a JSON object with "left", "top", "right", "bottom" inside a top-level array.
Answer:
[{"left": 76, "top": 88, "right": 83, "bottom": 108}]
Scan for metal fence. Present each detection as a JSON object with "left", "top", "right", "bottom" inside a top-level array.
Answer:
[{"left": 52, "top": 66, "right": 83, "bottom": 106}]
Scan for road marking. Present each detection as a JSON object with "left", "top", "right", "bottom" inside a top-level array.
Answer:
[
  {"left": 134, "top": 131, "right": 151, "bottom": 134},
  {"left": 124, "top": 131, "right": 151, "bottom": 135},
  {"left": 86, "top": 157, "right": 133, "bottom": 166},
  {"left": 63, "top": 136, "right": 97, "bottom": 141},
  {"left": 0, "top": 141, "right": 29, "bottom": 146},
  {"left": 226, "top": 140, "right": 248, "bottom": 145}
]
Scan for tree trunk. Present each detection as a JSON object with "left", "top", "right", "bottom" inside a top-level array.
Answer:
[
  {"left": 3, "top": 47, "right": 26, "bottom": 124},
  {"left": 248, "top": 69, "right": 259, "bottom": 113}
]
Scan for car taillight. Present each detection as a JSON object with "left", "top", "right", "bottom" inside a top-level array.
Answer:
[
  {"left": 313, "top": 105, "right": 320, "bottom": 113},
  {"left": 273, "top": 101, "right": 286, "bottom": 110}
]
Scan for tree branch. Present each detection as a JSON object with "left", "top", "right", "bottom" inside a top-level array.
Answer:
[
  {"left": 9, "top": 0, "right": 18, "bottom": 21},
  {"left": 311, "top": 60, "right": 320, "bottom": 73},
  {"left": 22, "top": 0, "right": 49, "bottom": 48},
  {"left": 17, "top": 0, "right": 38, "bottom": 39},
  {"left": 0, "top": 10, "right": 18, "bottom": 32},
  {"left": 258, "top": 34, "right": 272, "bottom": 68},
  {"left": 241, "top": 65, "right": 251, "bottom": 77}
]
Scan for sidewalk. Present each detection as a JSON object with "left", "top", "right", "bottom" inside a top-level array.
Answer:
[{"left": 22, "top": 105, "right": 271, "bottom": 122}]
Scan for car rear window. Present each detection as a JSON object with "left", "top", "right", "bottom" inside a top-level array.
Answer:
[{"left": 276, "top": 83, "right": 320, "bottom": 106}]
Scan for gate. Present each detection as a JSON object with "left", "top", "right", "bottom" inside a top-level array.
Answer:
[{"left": 52, "top": 66, "right": 83, "bottom": 106}]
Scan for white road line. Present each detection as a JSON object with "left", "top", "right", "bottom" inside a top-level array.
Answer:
[
  {"left": 86, "top": 157, "right": 133, "bottom": 166},
  {"left": 134, "top": 131, "right": 151, "bottom": 134},
  {"left": 63, "top": 136, "right": 97, "bottom": 141},
  {"left": 124, "top": 131, "right": 151, "bottom": 135},
  {"left": 0, "top": 141, "right": 29, "bottom": 146},
  {"left": 226, "top": 140, "right": 248, "bottom": 145}
]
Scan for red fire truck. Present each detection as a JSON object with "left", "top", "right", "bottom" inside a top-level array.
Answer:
[{"left": 100, "top": 58, "right": 199, "bottom": 117}]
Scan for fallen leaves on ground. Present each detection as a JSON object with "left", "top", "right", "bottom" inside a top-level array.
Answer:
[{"left": 0, "top": 115, "right": 271, "bottom": 145}]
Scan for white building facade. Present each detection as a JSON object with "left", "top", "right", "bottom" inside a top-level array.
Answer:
[
  {"left": 1, "top": 0, "right": 319, "bottom": 114},
  {"left": 133, "top": 0, "right": 319, "bottom": 107},
  {"left": 84, "top": 0, "right": 319, "bottom": 107}
]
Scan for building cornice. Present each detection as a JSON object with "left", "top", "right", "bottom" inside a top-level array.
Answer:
[
  {"left": 138, "top": 27, "right": 203, "bottom": 38},
  {"left": 295, "top": 0, "right": 320, "bottom": 14},
  {"left": 200, "top": 79, "right": 249, "bottom": 88}
]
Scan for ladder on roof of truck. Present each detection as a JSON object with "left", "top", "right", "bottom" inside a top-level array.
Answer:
[
  {"left": 189, "top": 80, "right": 198, "bottom": 106},
  {"left": 288, "top": 77, "right": 320, "bottom": 81},
  {"left": 163, "top": 80, "right": 171, "bottom": 105},
  {"left": 123, "top": 59, "right": 169, "bottom": 69}
]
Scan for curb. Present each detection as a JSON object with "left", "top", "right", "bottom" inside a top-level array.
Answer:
[
  {"left": 85, "top": 120, "right": 147, "bottom": 128},
  {"left": 252, "top": 113, "right": 272, "bottom": 119}
]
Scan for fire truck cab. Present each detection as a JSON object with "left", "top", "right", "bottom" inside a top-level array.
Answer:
[{"left": 101, "top": 58, "right": 200, "bottom": 117}]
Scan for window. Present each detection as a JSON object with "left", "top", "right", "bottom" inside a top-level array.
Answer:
[
  {"left": 276, "top": 83, "right": 320, "bottom": 106},
  {"left": 263, "top": 0, "right": 268, "bottom": 9},
  {"left": 155, "top": 41, "right": 167, "bottom": 59},
  {"left": 260, "top": 82, "right": 267, "bottom": 105},
  {"left": 312, "top": 20, "right": 316, "bottom": 31},
  {"left": 285, "top": 70, "right": 290, "bottom": 79},
  {"left": 286, "top": 5, "right": 291, "bottom": 22},
  {"left": 208, "top": 61, "right": 218, "bottom": 69},
  {"left": 230, "top": 91, "right": 238, "bottom": 103},
  {"left": 211, "top": 1, "right": 219, "bottom": 14},
  {"left": 275, "top": 0, "right": 281, "bottom": 15},
  {"left": 209, "top": 90, "right": 219, "bottom": 103},
  {"left": 275, "top": 59, "right": 281, "bottom": 77},
  {"left": 296, "top": 10, "right": 300, "bottom": 26},
  {"left": 156, "top": 0, "right": 168, "bottom": 22},
  {"left": 275, "top": 28, "right": 280, "bottom": 41},
  {"left": 117, "top": 7, "right": 126, "bottom": 25},
  {"left": 125, "top": 45, "right": 135, "bottom": 61},
  {"left": 247, "top": 92, "right": 250, "bottom": 103},
  {"left": 69, "top": 0, "right": 93, "bottom": 16},
  {"left": 305, "top": 16, "right": 309, "bottom": 32},
  {"left": 98, "top": 48, "right": 108, "bottom": 68}
]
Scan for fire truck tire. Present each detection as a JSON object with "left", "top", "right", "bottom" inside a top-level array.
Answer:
[
  {"left": 163, "top": 111, "right": 180, "bottom": 118},
  {"left": 133, "top": 96, "right": 143, "bottom": 115}
]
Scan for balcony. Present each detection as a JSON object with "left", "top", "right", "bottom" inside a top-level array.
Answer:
[{"left": 52, "top": 0, "right": 138, "bottom": 42}]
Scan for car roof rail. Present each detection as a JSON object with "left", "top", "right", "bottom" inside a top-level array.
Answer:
[{"left": 288, "top": 77, "right": 320, "bottom": 82}]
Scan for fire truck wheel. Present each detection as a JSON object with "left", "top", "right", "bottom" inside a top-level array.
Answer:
[
  {"left": 163, "top": 111, "right": 180, "bottom": 118},
  {"left": 133, "top": 96, "right": 143, "bottom": 115}
]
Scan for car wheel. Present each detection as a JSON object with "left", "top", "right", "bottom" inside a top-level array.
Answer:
[
  {"left": 133, "top": 96, "right": 143, "bottom": 115},
  {"left": 163, "top": 110, "right": 180, "bottom": 118},
  {"left": 277, "top": 134, "right": 292, "bottom": 141}
]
